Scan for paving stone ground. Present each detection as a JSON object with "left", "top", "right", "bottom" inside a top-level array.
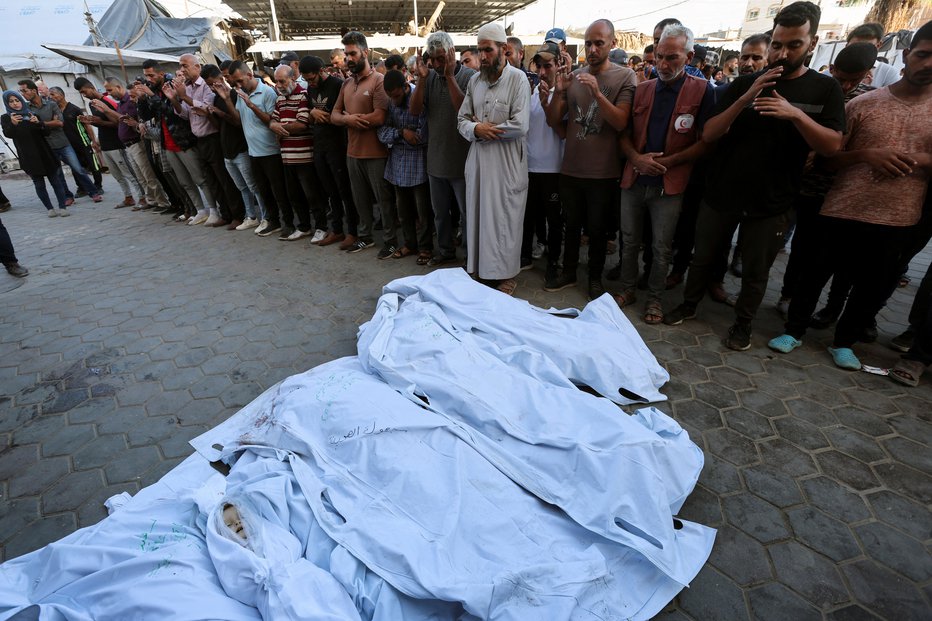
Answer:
[{"left": 1, "top": 172, "right": 930, "bottom": 619}]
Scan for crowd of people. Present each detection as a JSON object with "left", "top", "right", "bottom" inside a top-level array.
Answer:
[{"left": 1, "top": 1, "right": 931, "bottom": 383}]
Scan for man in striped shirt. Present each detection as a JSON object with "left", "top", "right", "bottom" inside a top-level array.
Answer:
[{"left": 270, "top": 65, "right": 328, "bottom": 242}]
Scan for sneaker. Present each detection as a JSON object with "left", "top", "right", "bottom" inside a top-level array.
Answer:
[
  {"left": 278, "top": 227, "right": 296, "bottom": 240},
  {"left": 204, "top": 213, "right": 222, "bottom": 226},
  {"left": 58, "top": 208, "right": 70, "bottom": 217},
  {"left": 256, "top": 221, "right": 281, "bottom": 237},
  {"left": 309, "top": 229, "right": 327, "bottom": 244},
  {"left": 64, "top": 198, "right": 75, "bottom": 207},
  {"left": 810, "top": 306, "right": 841, "bottom": 330},
  {"left": 663, "top": 303, "right": 697, "bottom": 326},
  {"left": 723, "top": 322, "right": 752, "bottom": 351},
  {"left": 828, "top": 346, "right": 861, "bottom": 370},
  {"left": 48, "top": 209, "right": 59, "bottom": 218},
  {"left": 254, "top": 219, "right": 271, "bottom": 235},
  {"left": 346, "top": 238, "right": 375, "bottom": 253},
  {"left": 377, "top": 245, "right": 397, "bottom": 260},
  {"left": 236, "top": 218, "right": 259, "bottom": 230},
  {"left": 775, "top": 297, "right": 791, "bottom": 318},
  {"left": 188, "top": 213, "right": 209, "bottom": 226},
  {"left": 768, "top": 334, "right": 802, "bottom": 354},
  {"left": 531, "top": 242, "right": 545, "bottom": 260},
  {"left": 282, "top": 229, "right": 310, "bottom": 241},
  {"left": 890, "top": 328, "right": 915, "bottom": 353},
  {"left": 543, "top": 264, "right": 560, "bottom": 290},
  {"left": 318, "top": 231, "right": 345, "bottom": 246},
  {"left": 588, "top": 278, "right": 606, "bottom": 301},
  {"left": 4, "top": 262, "right": 28, "bottom": 277},
  {"left": 520, "top": 258, "right": 533, "bottom": 271},
  {"left": 543, "top": 273, "right": 576, "bottom": 292}
]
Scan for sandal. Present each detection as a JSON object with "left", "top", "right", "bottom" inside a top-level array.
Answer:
[
  {"left": 496, "top": 278, "right": 518, "bottom": 296},
  {"left": 392, "top": 247, "right": 416, "bottom": 259},
  {"left": 890, "top": 359, "right": 926, "bottom": 387},
  {"left": 898, "top": 275, "right": 911, "bottom": 288},
  {"left": 643, "top": 302, "right": 664, "bottom": 325},
  {"left": 613, "top": 290, "right": 637, "bottom": 309},
  {"left": 416, "top": 251, "right": 431, "bottom": 266}
]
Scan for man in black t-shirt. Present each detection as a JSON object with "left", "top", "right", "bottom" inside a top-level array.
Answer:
[
  {"left": 75, "top": 77, "right": 145, "bottom": 209},
  {"left": 664, "top": 1, "right": 846, "bottom": 352},
  {"left": 301, "top": 55, "right": 358, "bottom": 248}
]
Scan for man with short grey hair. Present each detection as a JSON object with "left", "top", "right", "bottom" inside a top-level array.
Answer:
[
  {"left": 410, "top": 30, "right": 477, "bottom": 266},
  {"left": 615, "top": 23, "right": 714, "bottom": 324}
]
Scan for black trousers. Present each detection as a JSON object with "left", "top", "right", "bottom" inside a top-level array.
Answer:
[
  {"left": 282, "top": 163, "right": 327, "bottom": 232},
  {"left": 682, "top": 202, "right": 788, "bottom": 324},
  {"left": 784, "top": 216, "right": 912, "bottom": 347},
  {"left": 521, "top": 172, "right": 562, "bottom": 265},
  {"left": 0, "top": 217, "right": 17, "bottom": 265},
  {"left": 314, "top": 148, "right": 358, "bottom": 235},
  {"left": 250, "top": 154, "right": 289, "bottom": 226},
  {"left": 395, "top": 183, "right": 433, "bottom": 252},
  {"left": 781, "top": 193, "right": 824, "bottom": 300},
  {"left": 559, "top": 175, "right": 616, "bottom": 280}
]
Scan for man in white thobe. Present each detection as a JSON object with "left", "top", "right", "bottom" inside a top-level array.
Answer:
[{"left": 457, "top": 22, "right": 531, "bottom": 293}]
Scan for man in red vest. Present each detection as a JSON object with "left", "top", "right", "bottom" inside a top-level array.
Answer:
[{"left": 615, "top": 23, "right": 714, "bottom": 325}]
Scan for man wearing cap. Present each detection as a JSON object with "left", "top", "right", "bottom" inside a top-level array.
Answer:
[
  {"left": 280, "top": 51, "right": 307, "bottom": 88},
  {"left": 457, "top": 22, "right": 531, "bottom": 295},
  {"left": 545, "top": 18, "right": 637, "bottom": 300},
  {"left": 410, "top": 31, "right": 477, "bottom": 266},
  {"left": 522, "top": 41, "right": 565, "bottom": 288},
  {"left": 614, "top": 24, "right": 714, "bottom": 325}
]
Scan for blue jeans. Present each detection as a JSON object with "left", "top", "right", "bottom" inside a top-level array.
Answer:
[
  {"left": 225, "top": 152, "right": 263, "bottom": 220},
  {"left": 428, "top": 175, "right": 466, "bottom": 259},
  {"left": 52, "top": 145, "right": 99, "bottom": 197},
  {"left": 31, "top": 169, "right": 69, "bottom": 210}
]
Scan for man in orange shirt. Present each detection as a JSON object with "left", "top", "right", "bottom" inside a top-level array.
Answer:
[{"left": 331, "top": 31, "right": 400, "bottom": 258}]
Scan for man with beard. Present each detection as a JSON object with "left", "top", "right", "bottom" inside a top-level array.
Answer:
[
  {"left": 615, "top": 24, "right": 714, "bottom": 325},
  {"left": 769, "top": 20, "right": 932, "bottom": 370},
  {"left": 410, "top": 31, "right": 476, "bottom": 266},
  {"left": 332, "top": 31, "right": 399, "bottom": 258},
  {"left": 664, "top": 1, "right": 846, "bottom": 353},
  {"left": 545, "top": 18, "right": 637, "bottom": 300},
  {"left": 456, "top": 22, "right": 531, "bottom": 295}
]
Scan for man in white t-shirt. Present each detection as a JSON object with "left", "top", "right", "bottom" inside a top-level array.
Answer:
[{"left": 520, "top": 42, "right": 566, "bottom": 287}]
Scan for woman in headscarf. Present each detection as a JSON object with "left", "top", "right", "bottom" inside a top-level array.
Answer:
[
  {"left": 49, "top": 86, "right": 104, "bottom": 197},
  {"left": 1, "top": 90, "right": 71, "bottom": 216}
]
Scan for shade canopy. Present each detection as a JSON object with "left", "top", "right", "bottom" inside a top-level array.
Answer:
[{"left": 224, "top": 0, "right": 537, "bottom": 38}]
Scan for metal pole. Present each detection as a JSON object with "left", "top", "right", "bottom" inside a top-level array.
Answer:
[
  {"left": 552, "top": 0, "right": 557, "bottom": 29},
  {"left": 414, "top": 0, "right": 419, "bottom": 35},
  {"left": 269, "top": 0, "right": 281, "bottom": 41}
]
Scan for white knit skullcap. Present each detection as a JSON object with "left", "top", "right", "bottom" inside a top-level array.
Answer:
[{"left": 477, "top": 22, "right": 507, "bottom": 44}]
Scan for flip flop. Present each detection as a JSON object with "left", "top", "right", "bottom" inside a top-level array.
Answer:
[
  {"left": 496, "top": 278, "right": 517, "bottom": 296},
  {"left": 643, "top": 302, "right": 664, "bottom": 325},
  {"left": 890, "top": 359, "right": 926, "bottom": 387}
]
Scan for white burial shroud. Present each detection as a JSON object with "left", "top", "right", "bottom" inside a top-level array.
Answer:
[{"left": 0, "top": 270, "right": 714, "bottom": 621}]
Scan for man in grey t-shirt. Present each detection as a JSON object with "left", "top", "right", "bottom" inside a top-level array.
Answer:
[{"left": 409, "top": 31, "right": 476, "bottom": 265}]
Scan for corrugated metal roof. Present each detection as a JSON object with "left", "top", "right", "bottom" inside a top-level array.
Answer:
[{"left": 224, "top": 0, "right": 536, "bottom": 37}]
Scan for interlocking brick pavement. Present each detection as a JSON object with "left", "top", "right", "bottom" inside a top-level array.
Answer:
[{"left": 1, "top": 172, "right": 930, "bottom": 619}]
